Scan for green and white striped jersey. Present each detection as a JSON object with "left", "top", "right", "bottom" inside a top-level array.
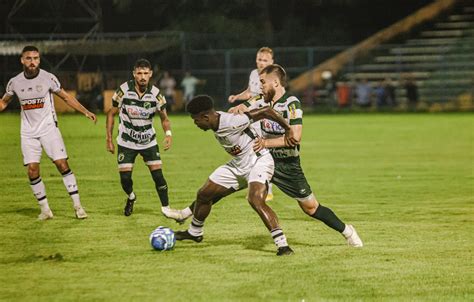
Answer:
[
  {"left": 112, "top": 80, "right": 167, "bottom": 150},
  {"left": 245, "top": 93, "right": 303, "bottom": 159}
]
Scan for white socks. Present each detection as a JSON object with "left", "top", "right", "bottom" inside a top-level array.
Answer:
[
  {"left": 271, "top": 228, "right": 288, "bottom": 248},
  {"left": 62, "top": 170, "right": 81, "bottom": 208},
  {"left": 188, "top": 217, "right": 204, "bottom": 236},
  {"left": 30, "top": 177, "right": 50, "bottom": 211}
]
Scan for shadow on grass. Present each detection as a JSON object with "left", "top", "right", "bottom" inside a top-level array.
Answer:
[{"left": 5, "top": 207, "right": 37, "bottom": 217}]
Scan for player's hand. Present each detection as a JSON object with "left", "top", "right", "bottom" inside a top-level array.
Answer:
[
  {"left": 228, "top": 95, "right": 237, "bottom": 103},
  {"left": 86, "top": 112, "right": 97, "bottom": 124},
  {"left": 284, "top": 128, "right": 298, "bottom": 147},
  {"left": 106, "top": 139, "right": 115, "bottom": 154},
  {"left": 163, "top": 135, "right": 172, "bottom": 151},
  {"left": 253, "top": 137, "right": 265, "bottom": 152}
]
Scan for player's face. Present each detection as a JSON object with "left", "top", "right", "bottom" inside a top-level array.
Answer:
[
  {"left": 21, "top": 51, "right": 40, "bottom": 74},
  {"left": 260, "top": 72, "right": 278, "bottom": 103},
  {"left": 256, "top": 52, "right": 274, "bottom": 72},
  {"left": 191, "top": 113, "right": 211, "bottom": 131},
  {"left": 133, "top": 67, "right": 153, "bottom": 88}
]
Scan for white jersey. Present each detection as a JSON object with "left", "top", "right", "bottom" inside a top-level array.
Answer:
[
  {"left": 214, "top": 111, "right": 269, "bottom": 171},
  {"left": 6, "top": 69, "right": 61, "bottom": 138},
  {"left": 248, "top": 69, "right": 261, "bottom": 96}
]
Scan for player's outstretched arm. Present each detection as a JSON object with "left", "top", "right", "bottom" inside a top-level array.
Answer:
[
  {"left": 158, "top": 109, "right": 172, "bottom": 151},
  {"left": 106, "top": 107, "right": 118, "bottom": 154},
  {"left": 0, "top": 94, "right": 13, "bottom": 112},
  {"left": 228, "top": 87, "right": 252, "bottom": 103},
  {"left": 54, "top": 89, "right": 97, "bottom": 123}
]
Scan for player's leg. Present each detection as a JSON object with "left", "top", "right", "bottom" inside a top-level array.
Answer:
[
  {"left": 273, "top": 158, "right": 362, "bottom": 247},
  {"left": 117, "top": 145, "right": 138, "bottom": 216},
  {"left": 298, "top": 195, "right": 362, "bottom": 247},
  {"left": 175, "top": 178, "right": 234, "bottom": 242},
  {"left": 247, "top": 154, "right": 293, "bottom": 255},
  {"left": 22, "top": 136, "right": 52, "bottom": 220},
  {"left": 265, "top": 183, "right": 274, "bottom": 201},
  {"left": 175, "top": 164, "right": 238, "bottom": 241},
  {"left": 142, "top": 145, "right": 172, "bottom": 217},
  {"left": 42, "top": 128, "right": 87, "bottom": 219}
]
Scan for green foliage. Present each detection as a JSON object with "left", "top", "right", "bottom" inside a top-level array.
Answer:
[{"left": 0, "top": 113, "right": 472, "bottom": 301}]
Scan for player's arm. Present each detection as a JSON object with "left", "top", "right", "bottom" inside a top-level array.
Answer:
[
  {"left": 246, "top": 107, "right": 298, "bottom": 147},
  {"left": 228, "top": 94, "right": 261, "bottom": 113},
  {"left": 106, "top": 106, "right": 119, "bottom": 154},
  {"left": 54, "top": 89, "right": 97, "bottom": 123},
  {"left": 0, "top": 93, "right": 14, "bottom": 112},
  {"left": 228, "top": 87, "right": 252, "bottom": 103},
  {"left": 260, "top": 124, "right": 302, "bottom": 149},
  {"left": 158, "top": 109, "right": 172, "bottom": 151}
]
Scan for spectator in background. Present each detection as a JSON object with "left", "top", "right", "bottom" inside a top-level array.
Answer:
[
  {"left": 336, "top": 81, "right": 351, "bottom": 107},
  {"left": 384, "top": 78, "right": 397, "bottom": 107},
  {"left": 375, "top": 80, "right": 386, "bottom": 108},
  {"left": 181, "top": 71, "right": 206, "bottom": 104},
  {"left": 159, "top": 71, "right": 176, "bottom": 112},
  {"left": 355, "top": 78, "right": 372, "bottom": 107},
  {"left": 404, "top": 77, "right": 418, "bottom": 110}
]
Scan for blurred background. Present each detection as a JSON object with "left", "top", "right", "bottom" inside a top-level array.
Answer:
[{"left": 0, "top": 0, "right": 472, "bottom": 112}]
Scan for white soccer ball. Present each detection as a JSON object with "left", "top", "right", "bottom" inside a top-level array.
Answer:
[{"left": 149, "top": 226, "right": 176, "bottom": 251}]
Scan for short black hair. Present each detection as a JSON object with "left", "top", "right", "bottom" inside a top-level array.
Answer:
[
  {"left": 260, "top": 64, "right": 287, "bottom": 87},
  {"left": 134, "top": 58, "right": 152, "bottom": 70},
  {"left": 186, "top": 95, "right": 214, "bottom": 115},
  {"left": 22, "top": 45, "right": 39, "bottom": 54}
]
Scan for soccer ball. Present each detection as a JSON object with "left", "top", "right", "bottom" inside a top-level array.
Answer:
[{"left": 149, "top": 226, "right": 176, "bottom": 251}]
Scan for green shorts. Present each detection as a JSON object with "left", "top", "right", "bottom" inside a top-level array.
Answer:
[
  {"left": 271, "top": 157, "right": 313, "bottom": 200},
  {"left": 117, "top": 144, "right": 162, "bottom": 169}
]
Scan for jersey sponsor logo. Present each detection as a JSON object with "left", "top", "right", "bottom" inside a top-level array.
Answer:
[
  {"left": 288, "top": 103, "right": 297, "bottom": 119},
  {"left": 124, "top": 127, "right": 154, "bottom": 144},
  {"left": 270, "top": 148, "right": 299, "bottom": 158},
  {"left": 20, "top": 97, "right": 45, "bottom": 110},
  {"left": 126, "top": 107, "right": 151, "bottom": 119},
  {"left": 144, "top": 102, "right": 151, "bottom": 109},
  {"left": 225, "top": 145, "right": 243, "bottom": 156},
  {"left": 261, "top": 119, "right": 285, "bottom": 134}
]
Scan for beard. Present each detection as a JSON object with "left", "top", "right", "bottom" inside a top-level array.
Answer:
[
  {"left": 137, "top": 80, "right": 148, "bottom": 92},
  {"left": 263, "top": 87, "right": 276, "bottom": 103},
  {"left": 24, "top": 64, "right": 39, "bottom": 77}
]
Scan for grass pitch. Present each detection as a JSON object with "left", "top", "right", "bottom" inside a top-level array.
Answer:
[{"left": 0, "top": 112, "right": 472, "bottom": 301}]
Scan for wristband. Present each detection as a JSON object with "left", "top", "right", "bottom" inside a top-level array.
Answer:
[{"left": 165, "top": 130, "right": 172, "bottom": 137}]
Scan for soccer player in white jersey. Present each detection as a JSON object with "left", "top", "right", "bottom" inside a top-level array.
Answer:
[
  {"left": 106, "top": 59, "right": 179, "bottom": 219},
  {"left": 174, "top": 95, "right": 298, "bottom": 256},
  {"left": 228, "top": 46, "right": 276, "bottom": 201},
  {"left": 0, "top": 45, "right": 97, "bottom": 220}
]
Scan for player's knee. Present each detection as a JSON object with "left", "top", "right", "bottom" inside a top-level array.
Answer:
[
  {"left": 301, "top": 199, "right": 319, "bottom": 216},
  {"left": 54, "top": 160, "right": 69, "bottom": 174},
  {"left": 196, "top": 188, "right": 213, "bottom": 204},
  {"left": 27, "top": 166, "right": 40, "bottom": 179}
]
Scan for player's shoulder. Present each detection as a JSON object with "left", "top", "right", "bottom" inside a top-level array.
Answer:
[
  {"left": 8, "top": 71, "right": 26, "bottom": 83},
  {"left": 118, "top": 81, "right": 131, "bottom": 93},
  {"left": 149, "top": 85, "right": 161, "bottom": 97},
  {"left": 249, "top": 69, "right": 259, "bottom": 77}
]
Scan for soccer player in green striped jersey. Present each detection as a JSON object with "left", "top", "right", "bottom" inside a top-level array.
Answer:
[{"left": 106, "top": 59, "right": 179, "bottom": 219}]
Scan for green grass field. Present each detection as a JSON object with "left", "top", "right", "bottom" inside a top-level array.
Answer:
[{"left": 0, "top": 112, "right": 472, "bottom": 301}]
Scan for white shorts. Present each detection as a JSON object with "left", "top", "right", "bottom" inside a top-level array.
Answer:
[
  {"left": 21, "top": 127, "right": 68, "bottom": 165},
  {"left": 209, "top": 153, "right": 274, "bottom": 190}
]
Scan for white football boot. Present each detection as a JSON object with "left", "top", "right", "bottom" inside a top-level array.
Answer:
[
  {"left": 38, "top": 208, "right": 54, "bottom": 220},
  {"left": 344, "top": 225, "right": 363, "bottom": 247},
  {"left": 161, "top": 206, "right": 190, "bottom": 224},
  {"left": 74, "top": 205, "right": 88, "bottom": 219}
]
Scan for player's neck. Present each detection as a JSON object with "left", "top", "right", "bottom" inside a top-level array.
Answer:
[
  {"left": 271, "top": 88, "right": 285, "bottom": 104},
  {"left": 135, "top": 84, "right": 148, "bottom": 97}
]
